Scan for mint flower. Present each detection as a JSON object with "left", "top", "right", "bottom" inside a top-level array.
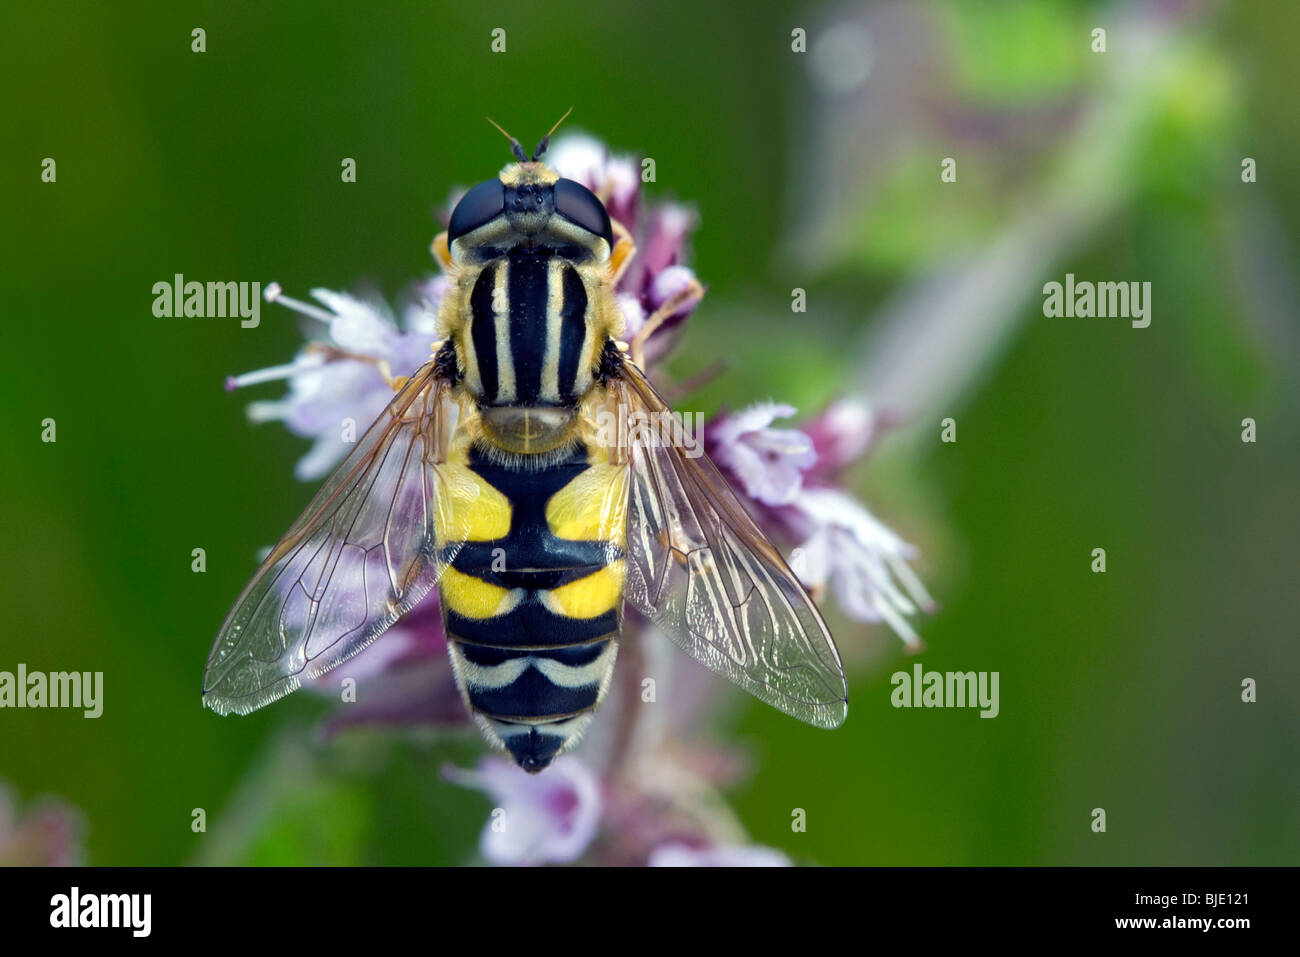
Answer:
[
  {"left": 708, "top": 402, "right": 818, "bottom": 507},
  {"left": 227, "top": 284, "right": 440, "bottom": 481},
  {"left": 791, "top": 488, "right": 934, "bottom": 648},
  {"left": 445, "top": 757, "right": 603, "bottom": 866},
  {"left": 706, "top": 401, "right": 933, "bottom": 647}
]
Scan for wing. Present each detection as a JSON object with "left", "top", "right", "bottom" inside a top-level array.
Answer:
[
  {"left": 607, "top": 357, "right": 849, "bottom": 728},
  {"left": 203, "top": 361, "right": 475, "bottom": 715}
]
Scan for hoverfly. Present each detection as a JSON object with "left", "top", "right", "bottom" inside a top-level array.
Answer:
[{"left": 203, "top": 114, "right": 848, "bottom": 772}]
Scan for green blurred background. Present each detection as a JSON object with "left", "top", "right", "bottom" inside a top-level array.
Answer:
[{"left": 2, "top": 0, "right": 1297, "bottom": 865}]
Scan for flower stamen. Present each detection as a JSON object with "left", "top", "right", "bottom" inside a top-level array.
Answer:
[
  {"left": 224, "top": 355, "right": 324, "bottom": 392},
  {"left": 262, "top": 282, "right": 335, "bottom": 325}
]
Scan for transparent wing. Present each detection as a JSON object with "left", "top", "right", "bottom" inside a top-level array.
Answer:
[
  {"left": 203, "top": 362, "right": 474, "bottom": 715},
  {"left": 608, "top": 359, "right": 848, "bottom": 728}
]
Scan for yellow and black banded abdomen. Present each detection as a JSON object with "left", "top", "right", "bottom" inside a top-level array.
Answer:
[{"left": 438, "top": 440, "right": 627, "bottom": 772}]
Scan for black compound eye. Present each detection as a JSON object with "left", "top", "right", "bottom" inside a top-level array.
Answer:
[
  {"left": 448, "top": 179, "right": 506, "bottom": 243},
  {"left": 554, "top": 178, "right": 613, "bottom": 248}
]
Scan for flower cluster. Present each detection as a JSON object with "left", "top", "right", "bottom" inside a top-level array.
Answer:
[
  {"left": 707, "top": 400, "right": 935, "bottom": 648},
  {"left": 226, "top": 135, "right": 932, "bottom": 865}
]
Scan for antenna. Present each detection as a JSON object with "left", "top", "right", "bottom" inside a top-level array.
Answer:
[
  {"left": 486, "top": 116, "right": 528, "bottom": 162},
  {"left": 531, "top": 106, "right": 574, "bottom": 161}
]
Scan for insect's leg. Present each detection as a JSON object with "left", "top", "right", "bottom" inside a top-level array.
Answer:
[
  {"left": 304, "top": 344, "right": 408, "bottom": 392},
  {"left": 609, "top": 220, "right": 636, "bottom": 287},
  {"left": 627, "top": 276, "right": 705, "bottom": 370},
  {"left": 431, "top": 232, "right": 453, "bottom": 273}
]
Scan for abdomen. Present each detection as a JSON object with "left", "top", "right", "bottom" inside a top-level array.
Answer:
[{"left": 438, "top": 439, "right": 628, "bottom": 772}]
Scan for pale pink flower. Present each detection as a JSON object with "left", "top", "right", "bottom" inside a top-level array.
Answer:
[{"left": 445, "top": 756, "right": 603, "bottom": 866}]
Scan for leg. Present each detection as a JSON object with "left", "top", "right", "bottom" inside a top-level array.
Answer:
[
  {"left": 608, "top": 220, "right": 636, "bottom": 288},
  {"left": 305, "top": 344, "right": 408, "bottom": 391},
  {"left": 431, "top": 231, "right": 453, "bottom": 273}
]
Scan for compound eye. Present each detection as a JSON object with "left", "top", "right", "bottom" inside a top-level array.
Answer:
[
  {"left": 448, "top": 179, "right": 506, "bottom": 243},
  {"left": 554, "top": 178, "right": 613, "bottom": 248}
]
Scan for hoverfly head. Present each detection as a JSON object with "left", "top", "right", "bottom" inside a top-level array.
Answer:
[
  {"left": 443, "top": 110, "right": 619, "bottom": 444},
  {"left": 447, "top": 110, "right": 613, "bottom": 263}
]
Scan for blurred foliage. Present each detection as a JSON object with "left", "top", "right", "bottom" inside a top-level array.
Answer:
[{"left": 1, "top": 0, "right": 1297, "bottom": 865}]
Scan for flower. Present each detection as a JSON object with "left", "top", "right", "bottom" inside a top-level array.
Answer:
[
  {"left": 706, "top": 401, "right": 934, "bottom": 647},
  {"left": 707, "top": 402, "right": 818, "bottom": 507},
  {"left": 800, "top": 397, "right": 883, "bottom": 482},
  {"left": 227, "top": 284, "right": 442, "bottom": 481},
  {"left": 792, "top": 488, "right": 935, "bottom": 648},
  {"left": 445, "top": 756, "right": 603, "bottom": 866}
]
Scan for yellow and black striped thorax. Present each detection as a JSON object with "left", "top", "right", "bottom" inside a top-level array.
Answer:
[
  {"left": 461, "top": 248, "right": 598, "bottom": 406},
  {"left": 443, "top": 161, "right": 616, "bottom": 409}
]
